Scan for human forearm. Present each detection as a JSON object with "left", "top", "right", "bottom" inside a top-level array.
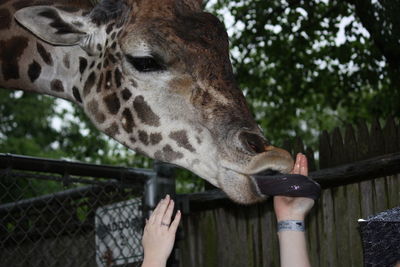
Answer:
[
  {"left": 278, "top": 229, "right": 311, "bottom": 267},
  {"left": 141, "top": 257, "right": 166, "bottom": 267}
]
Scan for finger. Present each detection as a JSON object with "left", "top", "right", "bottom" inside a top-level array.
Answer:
[
  {"left": 291, "top": 153, "right": 301, "bottom": 174},
  {"left": 163, "top": 199, "right": 175, "bottom": 225},
  {"left": 148, "top": 195, "right": 168, "bottom": 224},
  {"left": 154, "top": 195, "right": 171, "bottom": 224},
  {"left": 300, "top": 154, "right": 308, "bottom": 176},
  {"left": 169, "top": 210, "right": 181, "bottom": 234}
]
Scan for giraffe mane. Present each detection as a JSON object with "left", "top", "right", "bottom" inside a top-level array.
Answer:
[{"left": 90, "top": 0, "right": 128, "bottom": 25}]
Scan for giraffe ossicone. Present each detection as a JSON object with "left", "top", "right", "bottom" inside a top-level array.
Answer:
[{"left": 0, "top": 0, "right": 294, "bottom": 204}]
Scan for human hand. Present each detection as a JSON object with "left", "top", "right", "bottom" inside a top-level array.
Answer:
[
  {"left": 273, "top": 153, "right": 315, "bottom": 221},
  {"left": 142, "top": 195, "right": 181, "bottom": 267}
]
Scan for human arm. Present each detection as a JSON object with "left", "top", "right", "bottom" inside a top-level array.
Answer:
[
  {"left": 274, "top": 153, "right": 315, "bottom": 267},
  {"left": 141, "top": 195, "right": 181, "bottom": 267}
]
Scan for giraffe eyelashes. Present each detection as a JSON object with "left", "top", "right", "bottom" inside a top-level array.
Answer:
[{"left": 125, "top": 54, "right": 166, "bottom": 72}]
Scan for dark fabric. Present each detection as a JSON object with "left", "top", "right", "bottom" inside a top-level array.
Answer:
[{"left": 359, "top": 206, "right": 400, "bottom": 267}]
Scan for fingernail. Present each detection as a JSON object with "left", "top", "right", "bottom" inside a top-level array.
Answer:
[{"left": 166, "top": 194, "right": 170, "bottom": 198}]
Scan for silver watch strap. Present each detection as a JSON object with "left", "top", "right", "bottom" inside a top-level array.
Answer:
[{"left": 277, "top": 220, "right": 305, "bottom": 232}]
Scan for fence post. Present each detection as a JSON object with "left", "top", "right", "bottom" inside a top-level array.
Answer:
[{"left": 144, "top": 161, "right": 176, "bottom": 210}]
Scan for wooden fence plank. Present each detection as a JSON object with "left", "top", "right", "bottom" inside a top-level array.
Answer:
[
  {"left": 346, "top": 183, "right": 363, "bottom": 267},
  {"left": 357, "top": 120, "right": 370, "bottom": 161},
  {"left": 319, "top": 130, "right": 332, "bottom": 169},
  {"left": 344, "top": 124, "right": 358, "bottom": 164},
  {"left": 383, "top": 116, "right": 399, "bottom": 153},
  {"left": 360, "top": 180, "right": 374, "bottom": 219},
  {"left": 387, "top": 174, "right": 400, "bottom": 209},
  {"left": 216, "top": 208, "right": 231, "bottom": 267},
  {"left": 282, "top": 139, "right": 293, "bottom": 157},
  {"left": 307, "top": 207, "right": 320, "bottom": 267},
  {"left": 305, "top": 147, "right": 316, "bottom": 172},
  {"left": 331, "top": 127, "right": 345, "bottom": 167},
  {"left": 373, "top": 177, "right": 388, "bottom": 213},
  {"left": 369, "top": 118, "right": 385, "bottom": 158},
  {"left": 333, "top": 186, "right": 350, "bottom": 266},
  {"left": 320, "top": 189, "right": 337, "bottom": 267},
  {"left": 293, "top": 136, "right": 305, "bottom": 156},
  {"left": 259, "top": 201, "right": 279, "bottom": 267}
]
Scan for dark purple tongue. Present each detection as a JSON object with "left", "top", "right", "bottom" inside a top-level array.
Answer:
[{"left": 252, "top": 172, "right": 321, "bottom": 200}]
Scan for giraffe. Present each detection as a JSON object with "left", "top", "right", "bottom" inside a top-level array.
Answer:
[{"left": 0, "top": 0, "right": 295, "bottom": 204}]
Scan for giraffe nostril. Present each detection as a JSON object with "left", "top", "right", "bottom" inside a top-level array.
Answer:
[{"left": 238, "top": 131, "right": 269, "bottom": 154}]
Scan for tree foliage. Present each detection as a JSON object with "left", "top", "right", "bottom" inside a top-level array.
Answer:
[{"left": 209, "top": 0, "right": 400, "bottom": 146}]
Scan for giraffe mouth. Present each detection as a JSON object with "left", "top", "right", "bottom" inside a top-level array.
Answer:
[{"left": 216, "top": 144, "right": 320, "bottom": 203}]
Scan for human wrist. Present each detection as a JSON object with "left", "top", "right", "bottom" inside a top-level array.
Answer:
[{"left": 276, "top": 213, "right": 305, "bottom": 222}]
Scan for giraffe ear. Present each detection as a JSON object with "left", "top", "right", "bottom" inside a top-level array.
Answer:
[{"left": 15, "top": 6, "right": 102, "bottom": 53}]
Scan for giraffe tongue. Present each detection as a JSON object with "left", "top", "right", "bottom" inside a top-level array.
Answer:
[{"left": 252, "top": 173, "right": 321, "bottom": 200}]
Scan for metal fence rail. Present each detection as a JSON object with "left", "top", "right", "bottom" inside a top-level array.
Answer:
[{"left": 0, "top": 153, "right": 172, "bottom": 267}]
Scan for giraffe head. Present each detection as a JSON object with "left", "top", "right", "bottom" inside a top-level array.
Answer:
[{"left": 14, "top": 0, "right": 294, "bottom": 204}]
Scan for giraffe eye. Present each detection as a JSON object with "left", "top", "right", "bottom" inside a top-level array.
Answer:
[{"left": 125, "top": 55, "right": 165, "bottom": 72}]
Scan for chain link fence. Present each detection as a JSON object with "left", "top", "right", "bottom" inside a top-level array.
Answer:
[{"left": 0, "top": 154, "right": 159, "bottom": 267}]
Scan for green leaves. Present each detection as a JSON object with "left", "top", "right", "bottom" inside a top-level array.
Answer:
[{"left": 208, "top": 0, "right": 398, "bottom": 147}]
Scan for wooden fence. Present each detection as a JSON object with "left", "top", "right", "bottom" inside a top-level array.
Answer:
[{"left": 176, "top": 117, "right": 400, "bottom": 267}]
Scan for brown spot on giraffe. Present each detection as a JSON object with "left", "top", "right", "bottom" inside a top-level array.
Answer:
[
  {"left": 133, "top": 96, "right": 160, "bottom": 127},
  {"left": 121, "top": 88, "right": 131, "bottom": 100},
  {"left": 89, "top": 61, "right": 95, "bottom": 69},
  {"left": 105, "top": 122, "right": 120, "bottom": 136},
  {"left": 111, "top": 41, "right": 117, "bottom": 50},
  {"left": 169, "top": 130, "right": 196, "bottom": 152},
  {"left": 0, "top": 36, "right": 28, "bottom": 80},
  {"left": 0, "top": 9, "right": 11, "bottom": 31},
  {"left": 63, "top": 54, "right": 70, "bottom": 69},
  {"left": 154, "top": 145, "right": 183, "bottom": 162},
  {"left": 79, "top": 57, "right": 88, "bottom": 74},
  {"left": 111, "top": 32, "right": 117, "bottom": 40},
  {"left": 138, "top": 130, "right": 149, "bottom": 145},
  {"left": 83, "top": 72, "right": 96, "bottom": 97},
  {"left": 72, "top": 86, "right": 82, "bottom": 103},
  {"left": 106, "top": 23, "right": 114, "bottom": 34},
  {"left": 103, "top": 92, "right": 120, "bottom": 114},
  {"left": 107, "top": 53, "right": 117, "bottom": 63},
  {"left": 114, "top": 68, "right": 122, "bottom": 87},
  {"left": 87, "top": 99, "right": 105, "bottom": 123},
  {"left": 150, "top": 133, "right": 162, "bottom": 145},
  {"left": 50, "top": 79, "right": 64, "bottom": 92},
  {"left": 36, "top": 42, "right": 53, "bottom": 66},
  {"left": 121, "top": 108, "right": 134, "bottom": 133},
  {"left": 27, "top": 60, "right": 41, "bottom": 82},
  {"left": 103, "top": 58, "right": 109, "bottom": 68}
]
